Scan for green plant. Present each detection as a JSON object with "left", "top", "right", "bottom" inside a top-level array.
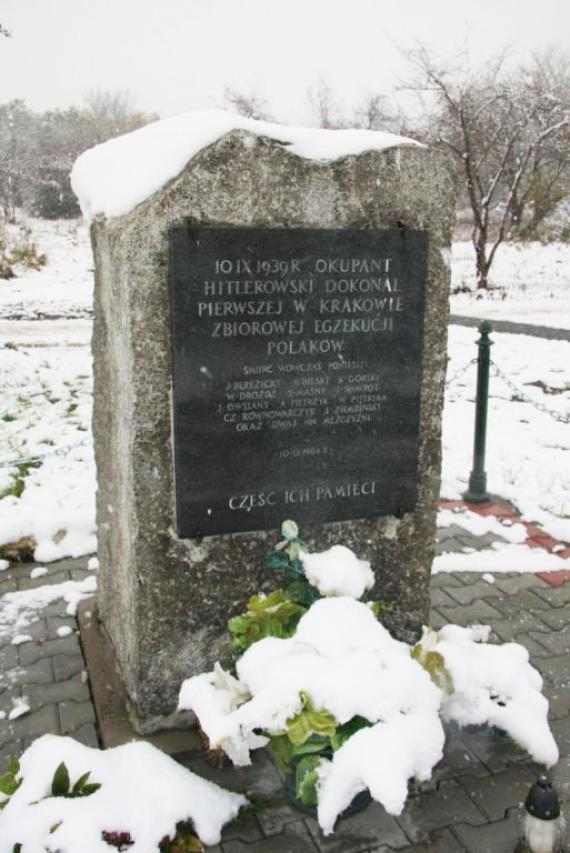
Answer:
[
  {"left": 227, "top": 589, "right": 305, "bottom": 652},
  {"left": 49, "top": 761, "right": 101, "bottom": 798},
  {"left": 0, "top": 460, "right": 41, "bottom": 500},
  {"left": 0, "top": 756, "right": 22, "bottom": 810}
]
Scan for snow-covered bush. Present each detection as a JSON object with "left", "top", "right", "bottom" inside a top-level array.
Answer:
[
  {"left": 0, "top": 735, "right": 246, "bottom": 852},
  {"left": 179, "top": 523, "right": 559, "bottom": 836}
]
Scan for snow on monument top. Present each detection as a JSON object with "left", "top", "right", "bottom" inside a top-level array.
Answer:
[{"left": 71, "top": 109, "right": 421, "bottom": 224}]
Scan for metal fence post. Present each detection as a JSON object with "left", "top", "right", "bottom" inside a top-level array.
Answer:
[{"left": 463, "top": 321, "right": 493, "bottom": 503}]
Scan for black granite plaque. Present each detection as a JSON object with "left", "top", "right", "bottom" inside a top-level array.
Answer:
[{"left": 170, "top": 227, "right": 427, "bottom": 538}]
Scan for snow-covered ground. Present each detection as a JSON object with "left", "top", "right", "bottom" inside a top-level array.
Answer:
[
  {"left": 0, "top": 218, "right": 569, "bottom": 572},
  {"left": 451, "top": 240, "right": 570, "bottom": 329}
]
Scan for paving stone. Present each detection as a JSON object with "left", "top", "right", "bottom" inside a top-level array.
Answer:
[
  {"left": 456, "top": 532, "right": 507, "bottom": 550},
  {"left": 430, "top": 589, "right": 459, "bottom": 609},
  {"left": 17, "top": 568, "right": 71, "bottom": 590},
  {"left": 68, "top": 722, "right": 100, "bottom": 748},
  {"left": 444, "top": 581, "right": 503, "bottom": 606},
  {"left": 178, "top": 749, "right": 283, "bottom": 798},
  {"left": 380, "top": 828, "right": 465, "bottom": 852},
  {"left": 493, "top": 574, "right": 547, "bottom": 595},
  {"left": 461, "top": 727, "right": 531, "bottom": 773},
  {"left": 223, "top": 820, "right": 319, "bottom": 852},
  {"left": 70, "top": 568, "right": 90, "bottom": 582},
  {"left": 18, "top": 634, "right": 81, "bottom": 666},
  {"left": 0, "top": 643, "right": 19, "bottom": 671},
  {"left": 395, "top": 781, "right": 486, "bottom": 843},
  {"left": 52, "top": 652, "right": 86, "bottom": 682},
  {"left": 257, "top": 798, "right": 308, "bottom": 837},
  {"left": 0, "top": 703, "right": 59, "bottom": 746},
  {"left": 533, "top": 654, "right": 570, "bottom": 686},
  {"left": 38, "top": 601, "right": 70, "bottom": 619},
  {"left": 456, "top": 766, "right": 536, "bottom": 821},
  {"left": 532, "top": 583, "right": 570, "bottom": 606},
  {"left": 221, "top": 809, "right": 264, "bottom": 844},
  {"left": 428, "top": 610, "right": 446, "bottom": 630},
  {"left": 454, "top": 573, "right": 492, "bottom": 587},
  {"left": 530, "top": 604, "right": 570, "bottom": 630},
  {"left": 11, "top": 618, "right": 49, "bottom": 643},
  {"left": 2, "top": 657, "right": 53, "bottom": 689},
  {"left": 0, "top": 739, "right": 24, "bottom": 767},
  {"left": 0, "top": 577, "right": 18, "bottom": 594},
  {"left": 434, "top": 539, "right": 466, "bottom": 557},
  {"left": 432, "top": 734, "right": 489, "bottom": 783},
  {"left": 435, "top": 600, "right": 504, "bottom": 626},
  {"left": 490, "top": 590, "right": 552, "bottom": 617},
  {"left": 451, "top": 808, "right": 520, "bottom": 853},
  {"left": 430, "top": 574, "right": 462, "bottom": 590},
  {"left": 59, "top": 699, "right": 96, "bottom": 733},
  {"left": 436, "top": 525, "right": 470, "bottom": 543},
  {"left": 46, "top": 616, "right": 78, "bottom": 639},
  {"left": 26, "top": 675, "right": 90, "bottom": 707},
  {"left": 306, "top": 803, "right": 409, "bottom": 852},
  {"left": 529, "top": 625, "right": 570, "bottom": 656},
  {"left": 490, "top": 611, "right": 552, "bottom": 642}
]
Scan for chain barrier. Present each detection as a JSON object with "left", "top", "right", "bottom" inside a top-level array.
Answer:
[
  {"left": 491, "top": 360, "right": 570, "bottom": 424},
  {"left": 445, "top": 358, "right": 477, "bottom": 388},
  {"left": 0, "top": 436, "right": 93, "bottom": 470}
]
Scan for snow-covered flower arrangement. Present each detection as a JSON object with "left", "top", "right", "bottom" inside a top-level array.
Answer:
[{"left": 178, "top": 521, "right": 559, "bottom": 836}]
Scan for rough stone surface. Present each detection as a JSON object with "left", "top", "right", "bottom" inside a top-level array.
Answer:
[{"left": 90, "top": 130, "right": 455, "bottom": 723}]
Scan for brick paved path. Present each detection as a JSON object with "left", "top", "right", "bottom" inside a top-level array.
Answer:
[{"left": 1, "top": 531, "right": 569, "bottom": 852}]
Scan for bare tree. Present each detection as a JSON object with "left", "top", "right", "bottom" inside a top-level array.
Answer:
[
  {"left": 308, "top": 79, "right": 346, "bottom": 128},
  {"left": 352, "top": 93, "right": 394, "bottom": 130},
  {"left": 406, "top": 46, "right": 570, "bottom": 288},
  {"left": 222, "top": 87, "right": 272, "bottom": 121},
  {"left": 83, "top": 89, "right": 156, "bottom": 143}
]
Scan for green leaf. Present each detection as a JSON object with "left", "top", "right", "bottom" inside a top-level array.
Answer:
[
  {"left": 71, "top": 771, "right": 91, "bottom": 794},
  {"left": 0, "top": 773, "right": 20, "bottom": 797},
  {"left": 295, "top": 755, "right": 321, "bottom": 806},
  {"left": 330, "top": 715, "right": 371, "bottom": 751},
  {"left": 12, "top": 844, "right": 22, "bottom": 853},
  {"left": 7, "top": 757, "right": 19, "bottom": 776},
  {"left": 78, "top": 782, "right": 101, "bottom": 797},
  {"left": 51, "top": 762, "right": 70, "bottom": 797},
  {"left": 266, "top": 550, "right": 289, "bottom": 570},
  {"left": 49, "top": 821, "right": 62, "bottom": 834},
  {"left": 285, "top": 693, "right": 337, "bottom": 746}
]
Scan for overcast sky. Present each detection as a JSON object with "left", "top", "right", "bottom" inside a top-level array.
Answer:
[{"left": 1, "top": 0, "right": 569, "bottom": 125}]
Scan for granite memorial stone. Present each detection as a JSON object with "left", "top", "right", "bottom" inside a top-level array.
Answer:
[{"left": 78, "top": 114, "right": 455, "bottom": 728}]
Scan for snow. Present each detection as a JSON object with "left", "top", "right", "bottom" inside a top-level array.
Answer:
[
  {"left": 437, "top": 508, "right": 527, "bottom": 543},
  {"left": 434, "top": 625, "right": 559, "bottom": 766},
  {"left": 434, "top": 543, "right": 570, "bottom": 574},
  {"left": 301, "top": 544, "right": 374, "bottom": 598},
  {"left": 30, "top": 566, "right": 48, "bottom": 579},
  {"left": 8, "top": 697, "right": 30, "bottom": 721},
  {"left": 71, "top": 109, "right": 420, "bottom": 223},
  {"left": 57, "top": 626, "right": 73, "bottom": 637},
  {"left": 450, "top": 241, "right": 570, "bottom": 330},
  {"left": 0, "top": 734, "right": 246, "bottom": 852},
  {"left": 87, "top": 556, "right": 99, "bottom": 571},
  {"left": 180, "top": 595, "right": 557, "bottom": 833},
  {"left": 0, "top": 560, "right": 9, "bottom": 571},
  {"left": 0, "top": 576, "right": 96, "bottom": 642},
  {"left": 10, "top": 634, "right": 33, "bottom": 646}
]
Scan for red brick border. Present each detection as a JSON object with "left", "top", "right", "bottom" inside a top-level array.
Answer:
[{"left": 438, "top": 498, "right": 570, "bottom": 587}]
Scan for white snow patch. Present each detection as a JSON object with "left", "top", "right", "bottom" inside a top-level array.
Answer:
[
  {"left": 87, "top": 556, "right": 99, "bottom": 571},
  {"left": 0, "top": 576, "right": 96, "bottom": 641},
  {"left": 0, "top": 560, "right": 9, "bottom": 572},
  {"left": 483, "top": 573, "right": 496, "bottom": 584},
  {"left": 433, "top": 543, "right": 570, "bottom": 574},
  {"left": 71, "top": 110, "right": 420, "bottom": 223},
  {"left": 57, "top": 626, "right": 73, "bottom": 638},
  {"left": 437, "top": 508, "right": 527, "bottom": 543},
  {"left": 8, "top": 697, "right": 30, "bottom": 720},
  {"left": 0, "top": 734, "right": 246, "bottom": 850},
  {"left": 30, "top": 566, "right": 48, "bottom": 579},
  {"left": 301, "top": 545, "right": 374, "bottom": 598},
  {"left": 10, "top": 634, "right": 33, "bottom": 646}
]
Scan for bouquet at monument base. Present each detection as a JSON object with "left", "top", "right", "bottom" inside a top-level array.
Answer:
[{"left": 178, "top": 522, "right": 559, "bottom": 836}]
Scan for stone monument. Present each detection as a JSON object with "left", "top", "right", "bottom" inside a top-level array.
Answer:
[{"left": 72, "top": 111, "right": 455, "bottom": 729}]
